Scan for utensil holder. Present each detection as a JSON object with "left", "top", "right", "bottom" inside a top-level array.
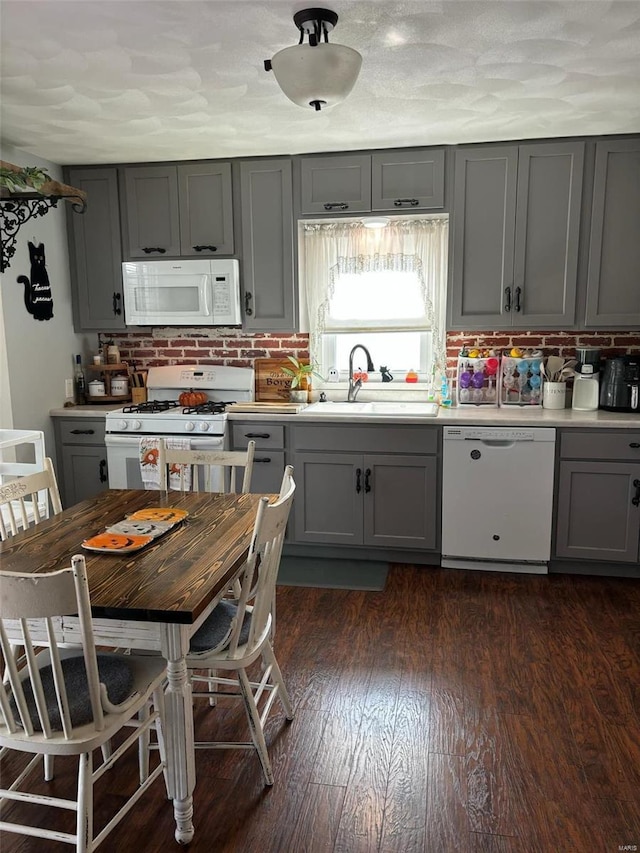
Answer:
[
  {"left": 543, "top": 381, "right": 567, "bottom": 409},
  {"left": 131, "top": 387, "right": 148, "bottom": 405}
]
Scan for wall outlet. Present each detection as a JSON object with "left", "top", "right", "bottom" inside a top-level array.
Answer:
[{"left": 65, "top": 378, "right": 74, "bottom": 399}]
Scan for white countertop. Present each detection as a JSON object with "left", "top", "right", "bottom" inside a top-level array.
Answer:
[
  {"left": 49, "top": 403, "right": 639, "bottom": 429},
  {"left": 50, "top": 404, "right": 123, "bottom": 417},
  {"left": 229, "top": 405, "right": 639, "bottom": 429}
]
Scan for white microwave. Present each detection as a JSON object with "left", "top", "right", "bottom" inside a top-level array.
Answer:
[{"left": 122, "top": 259, "right": 241, "bottom": 326}]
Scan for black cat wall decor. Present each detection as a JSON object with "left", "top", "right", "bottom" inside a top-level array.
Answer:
[{"left": 17, "top": 241, "right": 54, "bottom": 321}]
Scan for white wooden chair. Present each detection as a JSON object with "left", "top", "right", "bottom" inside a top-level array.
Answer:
[
  {"left": 0, "top": 456, "right": 62, "bottom": 539},
  {"left": 0, "top": 554, "right": 167, "bottom": 852},
  {"left": 186, "top": 465, "right": 295, "bottom": 786},
  {"left": 157, "top": 440, "right": 256, "bottom": 494}
]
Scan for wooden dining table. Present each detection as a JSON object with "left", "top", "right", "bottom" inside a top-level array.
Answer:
[{"left": 0, "top": 487, "right": 272, "bottom": 844}]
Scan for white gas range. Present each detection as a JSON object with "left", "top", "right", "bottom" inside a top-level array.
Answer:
[{"left": 105, "top": 364, "right": 254, "bottom": 489}]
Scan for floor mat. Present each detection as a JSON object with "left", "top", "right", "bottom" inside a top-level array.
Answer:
[{"left": 277, "top": 557, "right": 389, "bottom": 591}]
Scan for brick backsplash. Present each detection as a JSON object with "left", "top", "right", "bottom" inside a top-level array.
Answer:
[
  {"left": 445, "top": 329, "right": 640, "bottom": 369},
  {"left": 99, "top": 328, "right": 639, "bottom": 372},
  {"left": 98, "top": 329, "right": 310, "bottom": 369}
]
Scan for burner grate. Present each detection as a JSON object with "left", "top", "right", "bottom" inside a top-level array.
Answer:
[
  {"left": 182, "top": 400, "right": 236, "bottom": 415},
  {"left": 122, "top": 400, "right": 180, "bottom": 414}
]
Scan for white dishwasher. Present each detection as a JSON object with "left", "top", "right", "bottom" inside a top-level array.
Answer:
[{"left": 441, "top": 426, "right": 556, "bottom": 573}]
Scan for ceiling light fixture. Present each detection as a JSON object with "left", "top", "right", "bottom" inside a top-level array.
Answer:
[{"left": 264, "top": 7, "right": 362, "bottom": 111}]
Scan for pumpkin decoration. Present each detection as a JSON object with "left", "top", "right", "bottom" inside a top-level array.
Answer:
[{"left": 179, "top": 390, "right": 207, "bottom": 407}]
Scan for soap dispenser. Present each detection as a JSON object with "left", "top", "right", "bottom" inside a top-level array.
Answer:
[{"left": 572, "top": 364, "right": 599, "bottom": 411}]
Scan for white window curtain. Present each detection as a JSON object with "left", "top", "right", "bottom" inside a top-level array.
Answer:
[{"left": 301, "top": 218, "right": 449, "bottom": 370}]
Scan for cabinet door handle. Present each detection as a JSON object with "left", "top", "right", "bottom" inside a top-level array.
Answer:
[
  {"left": 70, "top": 429, "right": 95, "bottom": 435},
  {"left": 112, "top": 292, "right": 122, "bottom": 316},
  {"left": 632, "top": 479, "right": 640, "bottom": 507},
  {"left": 245, "top": 432, "right": 270, "bottom": 439},
  {"left": 504, "top": 286, "right": 512, "bottom": 312},
  {"left": 99, "top": 459, "right": 108, "bottom": 483},
  {"left": 323, "top": 202, "right": 349, "bottom": 211},
  {"left": 393, "top": 198, "right": 419, "bottom": 207},
  {"left": 141, "top": 247, "right": 166, "bottom": 254},
  {"left": 254, "top": 457, "right": 272, "bottom": 464},
  {"left": 630, "top": 442, "right": 640, "bottom": 449},
  {"left": 364, "top": 468, "right": 372, "bottom": 493},
  {"left": 193, "top": 245, "right": 217, "bottom": 252},
  {"left": 244, "top": 291, "right": 253, "bottom": 316},
  {"left": 515, "top": 286, "right": 522, "bottom": 313},
  {"left": 356, "top": 468, "right": 362, "bottom": 493}
]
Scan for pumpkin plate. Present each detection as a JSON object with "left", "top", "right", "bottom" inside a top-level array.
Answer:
[
  {"left": 106, "top": 520, "right": 171, "bottom": 538},
  {"left": 127, "top": 508, "right": 189, "bottom": 523},
  {"left": 82, "top": 532, "right": 153, "bottom": 553}
]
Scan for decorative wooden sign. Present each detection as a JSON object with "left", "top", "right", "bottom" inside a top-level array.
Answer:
[{"left": 254, "top": 358, "right": 301, "bottom": 401}]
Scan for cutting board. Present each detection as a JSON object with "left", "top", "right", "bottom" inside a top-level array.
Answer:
[
  {"left": 254, "top": 358, "right": 300, "bottom": 401},
  {"left": 226, "top": 402, "right": 307, "bottom": 414}
]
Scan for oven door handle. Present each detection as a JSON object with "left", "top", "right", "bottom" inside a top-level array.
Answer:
[{"left": 105, "top": 434, "right": 225, "bottom": 448}]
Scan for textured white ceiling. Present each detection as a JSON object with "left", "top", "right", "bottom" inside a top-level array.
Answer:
[{"left": 1, "top": 0, "right": 639, "bottom": 165}]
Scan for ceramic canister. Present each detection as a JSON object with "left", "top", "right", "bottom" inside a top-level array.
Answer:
[
  {"left": 111, "top": 376, "right": 129, "bottom": 396},
  {"left": 88, "top": 380, "right": 106, "bottom": 397}
]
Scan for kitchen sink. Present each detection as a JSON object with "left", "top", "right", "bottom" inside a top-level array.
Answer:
[{"left": 300, "top": 401, "right": 439, "bottom": 417}]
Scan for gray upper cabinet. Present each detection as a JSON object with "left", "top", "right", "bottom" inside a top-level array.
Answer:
[
  {"left": 585, "top": 138, "right": 640, "bottom": 327},
  {"left": 240, "top": 159, "right": 295, "bottom": 331},
  {"left": 450, "top": 141, "right": 584, "bottom": 329},
  {"left": 177, "top": 163, "right": 234, "bottom": 256},
  {"left": 300, "top": 149, "right": 446, "bottom": 215},
  {"left": 122, "top": 162, "right": 234, "bottom": 259},
  {"left": 66, "top": 167, "right": 125, "bottom": 331},
  {"left": 123, "top": 165, "right": 180, "bottom": 258},
  {"left": 300, "top": 154, "right": 371, "bottom": 214},
  {"left": 371, "top": 149, "right": 445, "bottom": 210}
]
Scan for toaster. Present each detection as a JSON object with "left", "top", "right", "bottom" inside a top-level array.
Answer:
[{"left": 599, "top": 356, "right": 640, "bottom": 412}]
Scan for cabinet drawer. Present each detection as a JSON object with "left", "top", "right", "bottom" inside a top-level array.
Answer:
[
  {"left": 292, "top": 424, "right": 438, "bottom": 455},
  {"left": 57, "top": 419, "right": 106, "bottom": 445},
  {"left": 250, "top": 451, "right": 286, "bottom": 494},
  {"left": 232, "top": 423, "right": 284, "bottom": 450},
  {"left": 560, "top": 430, "right": 640, "bottom": 461}
]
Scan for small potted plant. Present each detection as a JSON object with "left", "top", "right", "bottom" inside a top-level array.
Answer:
[{"left": 281, "top": 356, "right": 324, "bottom": 403}]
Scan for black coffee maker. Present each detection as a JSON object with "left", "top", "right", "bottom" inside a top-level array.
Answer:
[{"left": 599, "top": 356, "right": 640, "bottom": 412}]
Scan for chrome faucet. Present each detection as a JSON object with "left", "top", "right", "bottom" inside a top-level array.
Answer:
[{"left": 347, "top": 344, "right": 374, "bottom": 402}]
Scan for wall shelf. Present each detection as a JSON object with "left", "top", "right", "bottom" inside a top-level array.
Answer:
[{"left": 0, "top": 160, "right": 87, "bottom": 273}]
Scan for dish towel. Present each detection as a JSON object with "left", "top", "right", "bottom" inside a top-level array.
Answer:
[{"left": 139, "top": 437, "right": 192, "bottom": 491}]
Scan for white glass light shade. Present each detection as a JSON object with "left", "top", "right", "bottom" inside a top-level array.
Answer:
[{"left": 270, "top": 43, "right": 362, "bottom": 109}]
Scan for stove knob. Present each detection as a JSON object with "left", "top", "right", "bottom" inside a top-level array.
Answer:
[
  {"left": 185, "top": 421, "right": 195, "bottom": 432},
  {"left": 131, "top": 420, "right": 142, "bottom": 431},
  {"left": 117, "top": 420, "right": 128, "bottom": 430},
  {"left": 198, "top": 422, "right": 210, "bottom": 432}
]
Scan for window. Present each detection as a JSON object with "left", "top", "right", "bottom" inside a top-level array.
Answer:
[{"left": 300, "top": 217, "right": 448, "bottom": 384}]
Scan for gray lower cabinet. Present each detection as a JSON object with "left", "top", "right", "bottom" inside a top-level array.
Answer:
[
  {"left": 299, "top": 148, "right": 446, "bottom": 215},
  {"left": 122, "top": 162, "right": 234, "bottom": 259},
  {"left": 240, "top": 159, "right": 295, "bottom": 331},
  {"left": 292, "top": 424, "right": 439, "bottom": 550},
  {"left": 53, "top": 418, "right": 109, "bottom": 507},
  {"left": 231, "top": 422, "right": 287, "bottom": 494},
  {"left": 554, "top": 430, "right": 640, "bottom": 563},
  {"left": 585, "top": 138, "right": 640, "bottom": 327},
  {"left": 450, "top": 141, "right": 584, "bottom": 329},
  {"left": 65, "top": 168, "right": 125, "bottom": 331}
]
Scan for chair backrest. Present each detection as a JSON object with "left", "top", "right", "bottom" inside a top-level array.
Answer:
[
  {"left": 158, "top": 440, "right": 255, "bottom": 493},
  {"left": 226, "top": 465, "right": 295, "bottom": 658},
  {"left": 0, "top": 457, "right": 62, "bottom": 540},
  {"left": 0, "top": 555, "right": 106, "bottom": 739}
]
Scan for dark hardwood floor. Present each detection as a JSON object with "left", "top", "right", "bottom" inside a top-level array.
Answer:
[{"left": 2, "top": 565, "right": 639, "bottom": 852}]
